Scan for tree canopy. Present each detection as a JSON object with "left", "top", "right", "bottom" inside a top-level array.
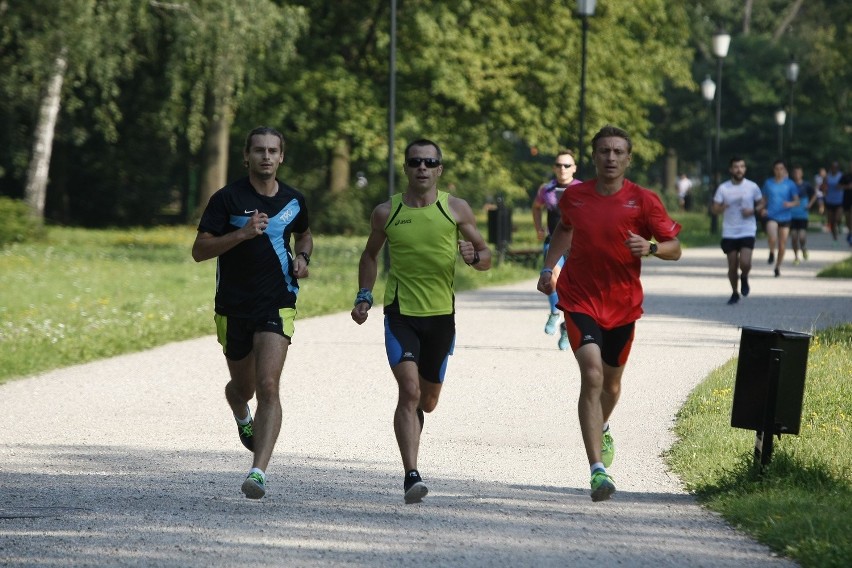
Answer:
[{"left": 0, "top": 0, "right": 849, "bottom": 229}]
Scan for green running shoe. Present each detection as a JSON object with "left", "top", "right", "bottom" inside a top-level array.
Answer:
[
  {"left": 590, "top": 469, "right": 615, "bottom": 502},
  {"left": 241, "top": 472, "right": 266, "bottom": 499},
  {"left": 601, "top": 428, "right": 615, "bottom": 468},
  {"left": 236, "top": 418, "right": 254, "bottom": 452}
]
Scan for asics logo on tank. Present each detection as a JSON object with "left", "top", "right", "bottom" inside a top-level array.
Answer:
[{"left": 394, "top": 218, "right": 412, "bottom": 226}]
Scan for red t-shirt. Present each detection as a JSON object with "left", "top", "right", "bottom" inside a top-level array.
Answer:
[{"left": 556, "top": 179, "right": 681, "bottom": 328}]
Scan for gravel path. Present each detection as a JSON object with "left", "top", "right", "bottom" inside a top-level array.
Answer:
[{"left": 1, "top": 232, "right": 850, "bottom": 567}]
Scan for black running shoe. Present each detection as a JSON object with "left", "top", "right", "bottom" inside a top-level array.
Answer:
[
  {"left": 767, "top": 252, "right": 775, "bottom": 264},
  {"left": 774, "top": 267, "right": 781, "bottom": 278},
  {"left": 404, "top": 469, "right": 428, "bottom": 504},
  {"left": 727, "top": 292, "right": 740, "bottom": 305},
  {"left": 741, "top": 278, "right": 750, "bottom": 297},
  {"left": 237, "top": 418, "right": 254, "bottom": 452}
]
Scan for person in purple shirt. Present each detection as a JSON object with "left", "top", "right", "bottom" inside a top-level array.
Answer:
[
  {"left": 531, "top": 149, "right": 582, "bottom": 350},
  {"left": 760, "top": 160, "right": 800, "bottom": 277}
]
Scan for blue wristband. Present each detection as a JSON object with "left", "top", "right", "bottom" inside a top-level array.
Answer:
[
  {"left": 540, "top": 268, "right": 553, "bottom": 276},
  {"left": 354, "top": 288, "right": 373, "bottom": 307}
]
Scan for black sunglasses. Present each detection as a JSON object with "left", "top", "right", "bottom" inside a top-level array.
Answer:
[
  {"left": 406, "top": 157, "right": 442, "bottom": 168},
  {"left": 554, "top": 163, "right": 575, "bottom": 168}
]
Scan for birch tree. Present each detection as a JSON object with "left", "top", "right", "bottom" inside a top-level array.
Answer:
[{"left": 0, "top": 0, "right": 148, "bottom": 222}]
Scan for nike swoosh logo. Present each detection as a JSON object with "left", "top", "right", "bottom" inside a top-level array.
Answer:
[{"left": 244, "top": 209, "right": 257, "bottom": 214}]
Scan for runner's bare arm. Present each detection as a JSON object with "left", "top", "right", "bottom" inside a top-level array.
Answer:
[
  {"left": 450, "top": 196, "right": 491, "bottom": 271},
  {"left": 351, "top": 202, "right": 390, "bottom": 324}
]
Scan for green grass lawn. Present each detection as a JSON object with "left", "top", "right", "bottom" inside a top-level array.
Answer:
[
  {"left": 0, "top": 225, "right": 535, "bottom": 383},
  {"left": 0, "top": 208, "right": 723, "bottom": 383},
  {"left": 667, "top": 324, "right": 852, "bottom": 568}
]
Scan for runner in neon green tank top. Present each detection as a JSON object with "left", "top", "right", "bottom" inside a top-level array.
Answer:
[
  {"left": 351, "top": 139, "right": 492, "bottom": 503},
  {"left": 383, "top": 190, "right": 458, "bottom": 316}
]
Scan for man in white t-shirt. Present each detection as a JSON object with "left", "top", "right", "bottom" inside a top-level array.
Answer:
[{"left": 711, "top": 157, "right": 765, "bottom": 305}]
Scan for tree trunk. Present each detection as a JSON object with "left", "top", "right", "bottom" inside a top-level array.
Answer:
[
  {"left": 195, "top": 95, "right": 233, "bottom": 218},
  {"left": 772, "top": 0, "right": 804, "bottom": 43},
  {"left": 25, "top": 48, "right": 68, "bottom": 221},
  {"left": 743, "top": 0, "right": 753, "bottom": 34},
  {"left": 665, "top": 148, "right": 677, "bottom": 194},
  {"left": 328, "top": 136, "right": 351, "bottom": 194}
]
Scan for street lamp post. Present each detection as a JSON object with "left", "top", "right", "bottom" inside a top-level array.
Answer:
[
  {"left": 576, "top": 0, "right": 596, "bottom": 177},
  {"left": 785, "top": 57, "right": 799, "bottom": 158},
  {"left": 384, "top": 0, "right": 397, "bottom": 274},
  {"left": 701, "top": 75, "right": 716, "bottom": 192},
  {"left": 710, "top": 29, "right": 731, "bottom": 234},
  {"left": 775, "top": 109, "right": 787, "bottom": 158}
]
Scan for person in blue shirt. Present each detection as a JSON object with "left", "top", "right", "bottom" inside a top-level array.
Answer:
[
  {"left": 760, "top": 160, "right": 800, "bottom": 277},
  {"left": 789, "top": 165, "right": 816, "bottom": 264},
  {"left": 824, "top": 161, "right": 844, "bottom": 244},
  {"left": 839, "top": 161, "right": 852, "bottom": 246}
]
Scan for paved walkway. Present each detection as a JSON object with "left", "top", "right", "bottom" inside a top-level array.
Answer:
[{"left": 1, "top": 231, "right": 850, "bottom": 567}]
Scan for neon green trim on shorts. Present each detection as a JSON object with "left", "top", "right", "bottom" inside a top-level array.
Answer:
[
  {"left": 213, "top": 308, "right": 296, "bottom": 353},
  {"left": 279, "top": 307, "right": 297, "bottom": 338},
  {"left": 214, "top": 313, "right": 228, "bottom": 353}
]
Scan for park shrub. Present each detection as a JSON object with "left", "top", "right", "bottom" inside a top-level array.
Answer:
[
  {"left": 313, "top": 190, "right": 369, "bottom": 235},
  {"left": 0, "top": 197, "right": 42, "bottom": 246}
]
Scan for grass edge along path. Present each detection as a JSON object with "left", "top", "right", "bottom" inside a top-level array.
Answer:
[
  {"left": 0, "top": 211, "right": 728, "bottom": 384},
  {"left": 666, "top": 324, "right": 852, "bottom": 568},
  {"left": 0, "top": 226, "right": 534, "bottom": 384}
]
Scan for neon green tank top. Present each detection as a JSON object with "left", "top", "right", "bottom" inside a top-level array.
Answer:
[{"left": 384, "top": 191, "right": 459, "bottom": 316}]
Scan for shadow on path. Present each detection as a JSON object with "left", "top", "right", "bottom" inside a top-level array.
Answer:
[{"left": 0, "top": 444, "right": 783, "bottom": 568}]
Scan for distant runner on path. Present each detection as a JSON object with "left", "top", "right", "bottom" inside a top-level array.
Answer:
[
  {"left": 537, "top": 125, "right": 682, "bottom": 502},
  {"left": 192, "top": 126, "right": 313, "bottom": 500},
  {"left": 711, "top": 157, "right": 765, "bottom": 305},
  {"left": 351, "top": 139, "right": 491, "bottom": 504},
  {"left": 531, "top": 149, "right": 582, "bottom": 350}
]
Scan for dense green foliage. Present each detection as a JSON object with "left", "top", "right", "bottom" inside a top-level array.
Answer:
[
  {"left": 0, "top": 197, "right": 42, "bottom": 245},
  {"left": 668, "top": 325, "right": 852, "bottom": 567},
  {"left": 3, "top": 1, "right": 848, "bottom": 232}
]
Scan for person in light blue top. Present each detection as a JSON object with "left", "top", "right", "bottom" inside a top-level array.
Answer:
[{"left": 760, "top": 160, "right": 800, "bottom": 277}]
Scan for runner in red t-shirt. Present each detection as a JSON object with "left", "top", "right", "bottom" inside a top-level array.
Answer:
[{"left": 537, "top": 125, "right": 682, "bottom": 502}]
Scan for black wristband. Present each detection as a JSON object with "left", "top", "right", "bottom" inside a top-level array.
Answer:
[
  {"left": 297, "top": 251, "right": 310, "bottom": 265},
  {"left": 466, "top": 250, "right": 480, "bottom": 266}
]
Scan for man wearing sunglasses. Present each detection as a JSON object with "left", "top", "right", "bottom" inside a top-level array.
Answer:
[
  {"left": 537, "top": 125, "right": 682, "bottom": 502},
  {"left": 531, "top": 150, "right": 582, "bottom": 349},
  {"left": 351, "top": 139, "right": 491, "bottom": 503}
]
